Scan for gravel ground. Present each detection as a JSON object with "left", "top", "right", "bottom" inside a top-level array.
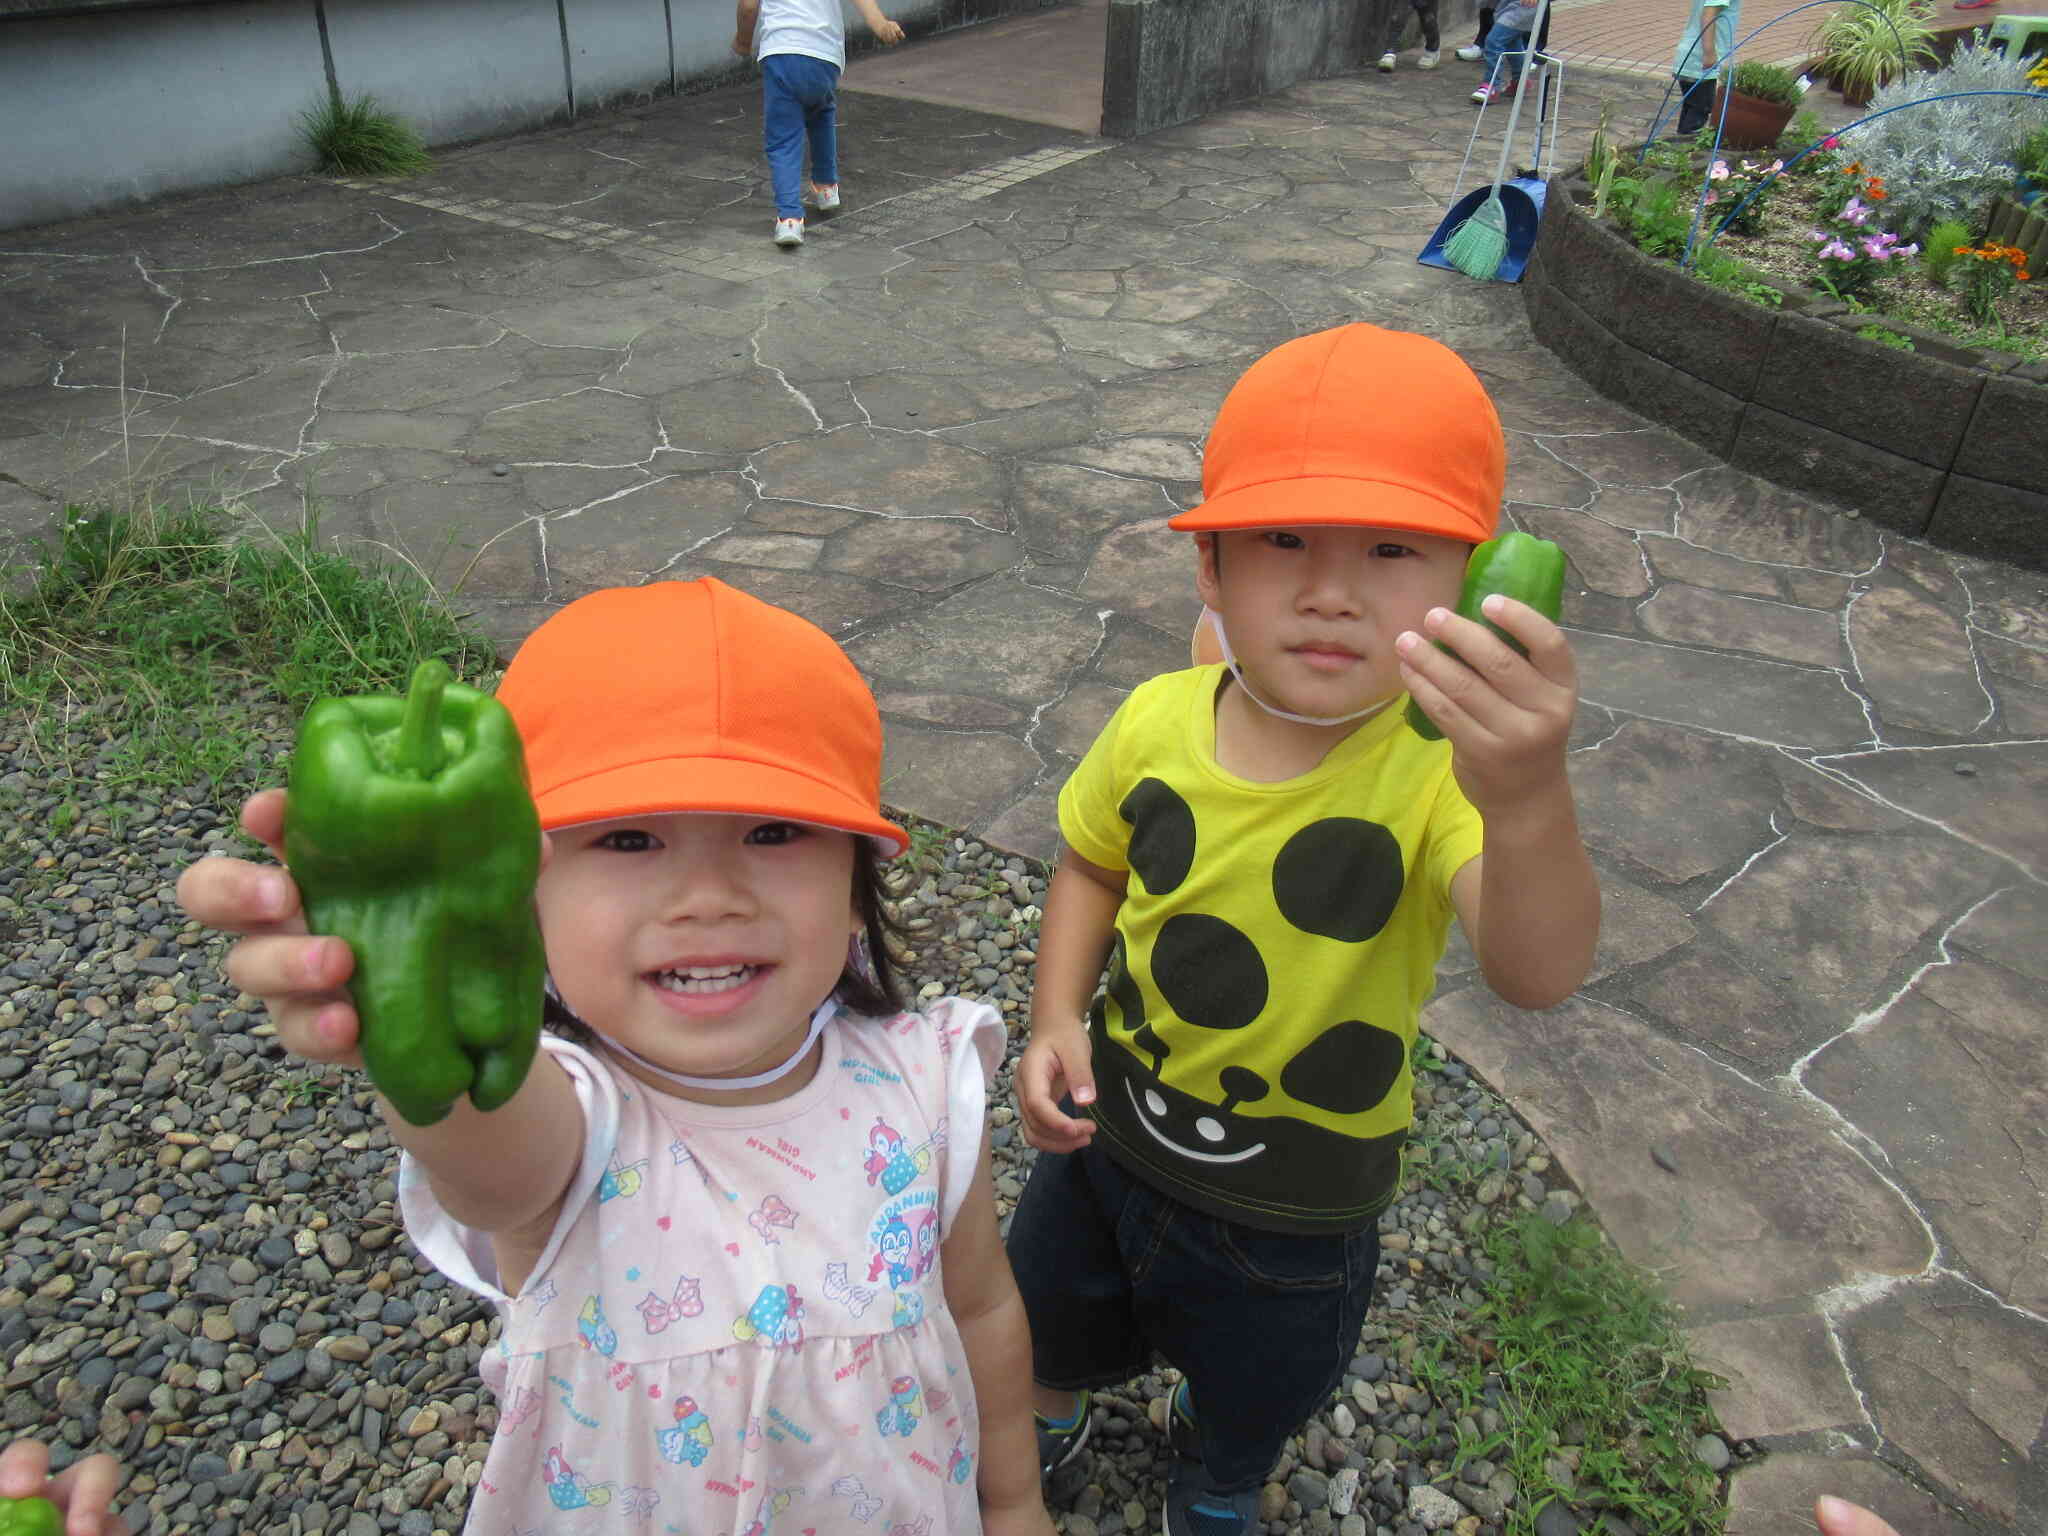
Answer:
[{"left": 0, "top": 703, "right": 1718, "bottom": 1536}]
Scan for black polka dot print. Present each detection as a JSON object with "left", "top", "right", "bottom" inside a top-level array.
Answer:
[
  {"left": 1106, "top": 940, "right": 1147, "bottom": 1036},
  {"left": 1119, "top": 777, "right": 1197, "bottom": 896},
  {"left": 1279, "top": 1019, "right": 1406, "bottom": 1115},
  {"left": 1271, "top": 818, "right": 1405, "bottom": 943},
  {"left": 1153, "top": 913, "right": 1267, "bottom": 1031}
]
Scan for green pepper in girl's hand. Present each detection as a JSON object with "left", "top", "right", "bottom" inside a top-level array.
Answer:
[
  {"left": 0, "top": 1494, "right": 63, "bottom": 1536},
  {"left": 1406, "top": 530, "right": 1568, "bottom": 741},
  {"left": 284, "top": 661, "right": 546, "bottom": 1126}
]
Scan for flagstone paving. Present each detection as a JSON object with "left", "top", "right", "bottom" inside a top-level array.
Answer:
[{"left": 2, "top": 42, "right": 2042, "bottom": 1535}]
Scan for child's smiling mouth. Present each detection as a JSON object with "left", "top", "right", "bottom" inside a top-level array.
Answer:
[{"left": 650, "top": 962, "right": 765, "bottom": 997}]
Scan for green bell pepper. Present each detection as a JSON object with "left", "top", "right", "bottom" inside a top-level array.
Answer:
[
  {"left": 1406, "top": 530, "right": 1568, "bottom": 741},
  {"left": 0, "top": 1495, "right": 62, "bottom": 1536},
  {"left": 284, "top": 660, "right": 545, "bottom": 1126}
]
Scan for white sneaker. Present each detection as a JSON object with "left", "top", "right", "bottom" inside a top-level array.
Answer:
[
  {"left": 774, "top": 217, "right": 804, "bottom": 247},
  {"left": 1419, "top": 48, "right": 1441, "bottom": 68},
  {"left": 1377, "top": 51, "right": 1397, "bottom": 71},
  {"left": 1457, "top": 43, "right": 1482, "bottom": 60},
  {"left": 807, "top": 182, "right": 841, "bottom": 212}
]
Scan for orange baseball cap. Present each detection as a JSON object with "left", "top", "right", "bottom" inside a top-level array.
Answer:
[
  {"left": 496, "top": 579, "right": 907, "bottom": 856},
  {"left": 1167, "top": 324, "right": 1505, "bottom": 543}
]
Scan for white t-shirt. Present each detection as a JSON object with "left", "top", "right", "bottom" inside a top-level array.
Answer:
[{"left": 757, "top": 0, "right": 848, "bottom": 69}]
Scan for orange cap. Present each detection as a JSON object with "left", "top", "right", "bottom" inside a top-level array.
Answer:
[
  {"left": 496, "top": 579, "right": 907, "bottom": 856},
  {"left": 1167, "top": 324, "right": 1504, "bottom": 542}
]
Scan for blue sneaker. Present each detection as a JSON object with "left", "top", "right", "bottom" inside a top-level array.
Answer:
[
  {"left": 1162, "top": 1382, "right": 1259, "bottom": 1536},
  {"left": 1036, "top": 1390, "right": 1091, "bottom": 1477}
]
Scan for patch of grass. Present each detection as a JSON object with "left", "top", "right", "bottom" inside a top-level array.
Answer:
[
  {"left": 1857, "top": 324, "right": 1916, "bottom": 351},
  {"left": 299, "top": 92, "right": 431, "bottom": 178},
  {"left": 1424, "top": 1214, "right": 1728, "bottom": 1535},
  {"left": 0, "top": 497, "right": 496, "bottom": 800}
]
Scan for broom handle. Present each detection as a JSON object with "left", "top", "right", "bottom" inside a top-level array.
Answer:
[{"left": 1485, "top": 0, "right": 1549, "bottom": 186}]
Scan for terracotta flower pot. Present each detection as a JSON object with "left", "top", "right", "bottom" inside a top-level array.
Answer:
[{"left": 1713, "top": 86, "right": 1798, "bottom": 150}]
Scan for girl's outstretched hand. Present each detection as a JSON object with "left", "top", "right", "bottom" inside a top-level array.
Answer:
[
  {"left": 175, "top": 788, "right": 364, "bottom": 1068},
  {"left": 0, "top": 1440, "right": 127, "bottom": 1536},
  {"left": 1397, "top": 593, "right": 1578, "bottom": 819}
]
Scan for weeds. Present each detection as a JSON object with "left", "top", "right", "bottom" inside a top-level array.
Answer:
[
  {"left": 298, "top": 92, "right": 431, "bottom": 178},
  {"left": 1418, "top": 1214, "right": 1728, "bottom": 1535},
  {"left": 0, "top": 497, "right": 495, "bottom": 799}
]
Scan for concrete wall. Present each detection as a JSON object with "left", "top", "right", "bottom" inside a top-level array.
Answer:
[
  {"left": 1101, "top": 0, "right": 1393, "bottom": 139},
  {"left": 0, "top": 0, "right": 1054, "bottom": 231}
]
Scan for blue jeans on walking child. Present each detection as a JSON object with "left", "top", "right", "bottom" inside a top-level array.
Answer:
[
  {"left": 1481, "top": 19, "right": 1532, "bottom": 90},
  {"left": 761, "top": 53, "right": 839, "bottom": 220}
]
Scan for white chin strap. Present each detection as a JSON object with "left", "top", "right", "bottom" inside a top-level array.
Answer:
[
  {"left": 1204, "top": 608, "right": 1392, "bottom": 728},
  {"left": 551, "top": 979, "right": 838, "bottom": 1092}
]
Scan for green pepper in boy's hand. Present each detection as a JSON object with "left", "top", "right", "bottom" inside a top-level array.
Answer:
[
  {"left": 0, "top": 1496, "right": 61, "bottom": 1536},
  {"left": 1406, "top": 531, "right": 1568, "bottom": 741},
  {"left": 284, "top": 661, "right": 546, "bottom": 1127}
]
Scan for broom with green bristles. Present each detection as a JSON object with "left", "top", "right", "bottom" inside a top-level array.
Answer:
[{"left": 1442, "top": 0, "right": 1551, "bottom": 280}]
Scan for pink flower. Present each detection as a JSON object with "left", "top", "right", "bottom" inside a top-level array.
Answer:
[
  {"left": 1822, "top": 135, "right": 1841, "bottom": 149},
  {"left": 1840, "top": 197, "right": 1872, "bottom": 225},
  {"left": 1710, "top": 160, "right": 1732, "bottom": 181},
  {"left": 1818, "top": 238, "right": 1856, "bottom": 261}
]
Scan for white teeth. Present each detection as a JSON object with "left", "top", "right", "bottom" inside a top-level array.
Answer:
[{"left": 653, "top": 964, "right": 757, "bottom": 995}]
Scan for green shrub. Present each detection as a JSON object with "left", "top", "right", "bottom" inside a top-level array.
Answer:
[
  {"left": 299, "top": 92, "right": 431, "bottom": 177},
  {"left": 2017, "top": 124, "right": 2048, "bottom": 182},
  {"left": 1729, "top": 59, "right": 1804, "bottom": 106},
  {"left": 1858, "top": 38, "right": 2047, "bottom": 238},
  {"left": 1921, "top": 217, "right": 1976, "bottom": 284}
]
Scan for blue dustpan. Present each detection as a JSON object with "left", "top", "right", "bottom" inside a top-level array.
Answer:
[{"left": 1418, "top": 176, "right": 1548, "bottom": 282}]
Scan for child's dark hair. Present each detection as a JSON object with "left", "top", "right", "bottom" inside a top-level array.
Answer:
[{"left": 542, "top": 834, "right": 909, "bottom": 1038}]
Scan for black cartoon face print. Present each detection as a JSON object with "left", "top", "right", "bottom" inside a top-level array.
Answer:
[{"left": 1100, "top": 778, "right": 1412, "bottom": 1188}]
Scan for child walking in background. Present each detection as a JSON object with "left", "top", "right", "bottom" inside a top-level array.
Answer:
[
  {"left": 1456, "top": 5, "right": 1495, "bottom": 61},
  {"left": 1673, "top": 0, "right": 1742, "bottom": 136},
  {"left": 1376, "top": 0, "right": 1443, "bottom": 72},
  {"left": 735, "top": 0, "right": 905, "bottom": 248},
  {"left": 1471, "top": 0, "right": 1544, "bottom": 103},
  {"left": 178, "top": 580, "right": 1052, "bottom": 1536},
  {"left": 1010, "top": 324, "right": 1600, "bottom": 1536}
]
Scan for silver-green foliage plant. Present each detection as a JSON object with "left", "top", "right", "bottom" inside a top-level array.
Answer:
[{"left": 1856, "top": 38, "right": 2048, "bottom": 239}]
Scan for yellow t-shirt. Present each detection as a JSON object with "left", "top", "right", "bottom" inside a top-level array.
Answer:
[{"left": 1059, "top": 666, "right": 1484, "bottom": 1233}]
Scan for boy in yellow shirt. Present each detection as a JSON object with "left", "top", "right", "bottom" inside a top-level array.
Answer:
[{"left": 1008, "top": 324, "right": 1600, "bottom": 1534}]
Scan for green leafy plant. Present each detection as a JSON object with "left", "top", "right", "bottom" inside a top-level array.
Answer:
[
  {"left": 1786, "top": 107, "right": 1831, "bottom": 165},
  {"left": 1921, "top": 217, "right": 1976, "bottom": 284},
  {"left": 298, "top": 91, "right": 431, "bottom": 177},
  {"left": 1728, "top": 59, "right": 1805, "bottom": 107},
  {"left": 1625, "top": 178, "right": 1696, "bottom": 259},
  {"left": 1705, "top": 155, "right": 1784, "bottom": 235},
  {"left": 1857, "top": 323, "right": 1916, "bottom": 348},
  {"left": 1946, "top": 240, "right": 2033, "bottom": 328},
  {"left": 2014, "top": 124, "right": 2048, "bottom": 183},
  {"left": 1810, "top": 0, "right": 1938, "bottom": 102},
  {"left": 1693, "top": 246, "right": 1787, "bottom": 305}
]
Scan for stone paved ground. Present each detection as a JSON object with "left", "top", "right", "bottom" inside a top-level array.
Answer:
[{"left": 2, "top": 32, "right": 2043, "bottom": 1536}]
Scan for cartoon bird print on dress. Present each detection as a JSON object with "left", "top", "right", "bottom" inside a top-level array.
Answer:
[
  {"left": 634, "top": 1271, "right": 703, "bottom": 1335},
  {"left": 869, "top": 1214, "right": 916, "bottom": 1289},
  {"left": 891, "top": 1288, "right": 924, "bottom": 1330},
  {"left": 654, "top": 1393, "right": 714, "bottom": 1467},
  {"left": 822, "top": 1260, "right": 878, "bottom": 1318},
  {"left": 862, "top": 1116, "right": 947, "bottom": 1195},
  {"left": 748, "top": 1193, "right": 797, "bottom": 1245},
  {"left": 576, "top": 1295, "right": 618, "bottom": 1356},
  {"left": 830, "top": 1475, "right": 885, "bottom": 1523},
  {"left": 948, "top": 1434, "right": 974, "bottom": 1485},
  {"left": 731, "top": 1283, "right": 806, "bottom": 1350},
  {"left": 540, "top": 1445, "right": 615, "bottom": 1510},
  {"left": 875, "top": 1374, "right": 923, "bottom": 1437},
  {"left": 737, "top": 1485, "right": 800, "bottom": 1536}
]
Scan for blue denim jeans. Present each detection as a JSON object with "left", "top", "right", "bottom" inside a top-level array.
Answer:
[
  {"left": 1481, "top": 20, "right": 1532, "bottom": 88},
  {"left": 760, "top": 52, "right": 839, "bottom": 219},
  {"left": 1006, "top": 1136, "right": 1381, "bottom": 1492}
]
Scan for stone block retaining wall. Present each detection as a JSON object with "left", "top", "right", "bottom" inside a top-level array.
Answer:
[
  {"left": 0, "top": 0, "right": 1057, "bottom": 230},
  {"left": 1522, "top": 176, "right": 2048, "bottom": 572}
]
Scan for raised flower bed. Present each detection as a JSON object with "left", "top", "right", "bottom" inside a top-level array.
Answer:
[{"left": 1522, "top": 174, "right": 2048, "bottom": 570}]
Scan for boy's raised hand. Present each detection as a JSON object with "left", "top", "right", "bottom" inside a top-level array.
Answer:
[
  {"left": 1014, "top": 1020, "right": 1097, "bottom": 1155},
  {"left": 0, "top": 1439, "right": 127, "bottom": 1535},
  {"left": 175, "top": 787, "right": 366, "bottom": 1069},
  {"left": 1396, "top": 594, "right": 1578, "bottom": 817}
]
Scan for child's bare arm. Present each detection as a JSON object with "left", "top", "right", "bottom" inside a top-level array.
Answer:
[
  {"left": 941, "top": 1135, "right": 1056, "bottom": 1536},
  {"left": 1402, "top": 597, "right": 1599, "bottom": 1008},
  {"left": 733, "top": 0, "right": 760, "bottom": 55},
  {"left": 177, "top": 788, "right": 584, "bottom": 1244},
  {"left": 849, "top": 0, "right": 905, "bottom": 44},
  {"left": 1015, "top": 846, "right": 1124, "bottom": 1152}
]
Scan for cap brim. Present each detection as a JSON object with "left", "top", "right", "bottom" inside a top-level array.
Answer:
[
  {"left": 536, "top": 756, "right": 908, "bottom": 857},
  {"left": 1166, "top": 473, "right": 1496, "bottom": 543}
]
